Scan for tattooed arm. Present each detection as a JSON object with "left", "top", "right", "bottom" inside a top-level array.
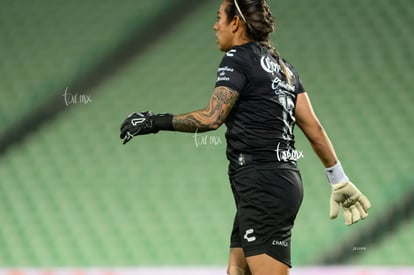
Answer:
[{"left": 172, "top": 86, "right": 239, "bottom": 132}]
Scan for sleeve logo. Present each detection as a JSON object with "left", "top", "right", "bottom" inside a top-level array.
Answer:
[{"left": 216, "top": 66, "right": 234, "bottom": 82}]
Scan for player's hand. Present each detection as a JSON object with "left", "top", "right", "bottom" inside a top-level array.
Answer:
[
  {"left": 329, "top": 182, "right": 371, "bottom": 225},
  {"left": 120, "top": 111, "right": 158, "bottom": 144}
]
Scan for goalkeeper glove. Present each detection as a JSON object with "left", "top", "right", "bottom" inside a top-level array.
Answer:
[
  {"left": 326, "top": 161, "right": 371, "bottom": 225},
  {"left": 119, "top": 111, "right": 174, "bottom": 144}
]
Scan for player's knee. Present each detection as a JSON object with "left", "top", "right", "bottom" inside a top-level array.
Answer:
[{"left": 227, "top": 264, "right": 248, "bottom": 275}]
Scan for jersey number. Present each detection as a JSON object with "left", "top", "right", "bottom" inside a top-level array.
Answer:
[{"left": 277, "top": 94, "right": 296, "bottom": 141}]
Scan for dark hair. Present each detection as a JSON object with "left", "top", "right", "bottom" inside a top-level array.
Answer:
[
  {"left": 224, "top": 0, "right": 277, "bottom": 55},
  {"left": 224, "top": 0, "right": 291, "bottom": 84}
]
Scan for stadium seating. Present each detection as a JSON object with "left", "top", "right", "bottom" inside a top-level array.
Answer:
[
  {"left": 0, "top": 0, "right": 413, "bottom": 267},
  {"left": 0, "top": 0, "right": 174, "bottom": 132},
  {"left": 350, "top": 217, "right": 414, "bottom": 266}
]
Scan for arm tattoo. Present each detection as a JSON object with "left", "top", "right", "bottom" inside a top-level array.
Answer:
[{"left": 172, "top": 86, "right": 239, "bottom": 132}]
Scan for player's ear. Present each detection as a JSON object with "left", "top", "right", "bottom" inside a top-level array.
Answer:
[{"left": 231, "top": 16, "right": 242, "bottom": 33}]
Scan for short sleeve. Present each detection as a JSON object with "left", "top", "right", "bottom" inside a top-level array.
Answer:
[
  {"left": 284, "top": 60, "right": 305, "bottom": 94},
  {"left": 295, "top": 77, "right": 305, "bottom": 94},
  {"left": 215, "top": 50, "right": 247, "bottom": 93}
]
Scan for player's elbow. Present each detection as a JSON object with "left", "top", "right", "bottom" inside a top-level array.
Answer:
[
  {"left": 209, "top": 122, "right": 221, "bottom": 131},
  {"left": 201, "top": 112, "right": 225, "bottom": 131},
  {"left": 196, "top": 124, "right": 220, "bottom": 133},
  {"left": 203, "top": 119, "right": 222, "bottom": 131}
]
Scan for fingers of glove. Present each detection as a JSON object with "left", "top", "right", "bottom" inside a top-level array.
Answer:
[
  {"left": 349, "top": 205, "right": 361, "bottom": 224},
  {"left": 122, "top": 137, "right": 131, "bottom": 144},
  {"left": 343, "top": 207, "right": 353, "bottom": 225},
  {"left": 120, "top": 124, "right": 135, "bottom": 139},
  {"left": 120, "top": 121, "right": 142, "bottom": 139},
  {"left": 123, "top": 130, "right": 140, "bottom": 143},
  {"left": 122, "top": 132, "right": 134, "bottom": 145},
  {"left": 343, "top": 205, "right": 361, "bottom": 226},
  {"left": 355, "top": 201, "right": 368, "bottom": 220},
  {"left": 329, "top": 197, "right": 339, "bottom": 219},
  {"left": 359, "top": 194, "right": 371, "bottom": 212},
  {"left": 120, "top": 114, "right": 135, "bottom": 131},
  {"left": 120, "top": 127, "right": 127, "bottom": 139},
  {"left": 120, "top": 119, "right": 130, "bottom": 132}
]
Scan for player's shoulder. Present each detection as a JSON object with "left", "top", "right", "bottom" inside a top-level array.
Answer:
[
  {"left": 280, "top": 58, "right": 305, "bottom": 92},
  {"left": 281, "top": 58, "right": 300, "bottom": 78},
  {"left": 281, "top": 58, "right": 294, "bottom": 70},
  {"left": 226, "top": 42, "right": 250, "bottom": 54},
  {"left": 220, "top": 43, "right": 254, "bottom": 68}
]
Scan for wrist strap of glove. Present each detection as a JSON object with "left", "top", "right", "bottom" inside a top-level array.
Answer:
[
  {"left": 153, "top": 113, "right": 175, "bottom": 131},
  {"left": 325, "top": 161, "right": 349, "bottom": 185}
]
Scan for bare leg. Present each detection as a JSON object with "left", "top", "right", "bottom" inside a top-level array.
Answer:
[
  {"left": 246, "top": 253, "right": 289, "bottom": 275},
  {"left": 227, "top": 248, "right": 252, "bottom": 275}
]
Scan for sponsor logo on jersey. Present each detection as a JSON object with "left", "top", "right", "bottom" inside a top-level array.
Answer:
[
  {"left": 261, "top": 56, "right": 294, "bottom": 78},
  {"left": 260, "top": 56, "right": 280, "bottom": 74},
  {"left": 272, "top": 76, "right": 295, "bottom": 93},
  {"left": 216, "top": 66, "right": 234, "bottom": 82},
  {"left": 218, "top": 66, "right": 234, "bottom": 73},
  {"left": 216, "top": 76, "right": 230, "bottom": 82}
]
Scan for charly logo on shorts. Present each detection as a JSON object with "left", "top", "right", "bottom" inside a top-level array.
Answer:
[
  {"left": 244, "top": 228, "right": 256, "bottom": 242},
  {"left": 272, "top": 240, "right": 289, "bottom": 247}
]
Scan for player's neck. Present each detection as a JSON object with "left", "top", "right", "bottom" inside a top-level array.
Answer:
[{"left": 232, "top": 35, "right": 252, "bottom": 48}]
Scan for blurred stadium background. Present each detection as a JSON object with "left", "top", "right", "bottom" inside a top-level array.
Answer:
[{"left": 0, "top": 0, "right": 413, "bottom": 274}]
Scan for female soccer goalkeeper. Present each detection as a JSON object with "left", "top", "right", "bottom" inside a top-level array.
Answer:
[{"left": 119, "top": 0, "right": 371, "bottom": 274}]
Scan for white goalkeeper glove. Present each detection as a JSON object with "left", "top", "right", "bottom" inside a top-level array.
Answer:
[{"left": 325, "top": 162, "right": 371, "bottom": 225}]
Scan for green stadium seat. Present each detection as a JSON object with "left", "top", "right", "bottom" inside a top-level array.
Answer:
[{"left": 0, "top": 0, "right": 413, "bottom": 266}]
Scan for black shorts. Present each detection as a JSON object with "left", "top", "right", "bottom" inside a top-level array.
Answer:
[{"left": 229, "top": 163, "right": 303, "bottom": 268}]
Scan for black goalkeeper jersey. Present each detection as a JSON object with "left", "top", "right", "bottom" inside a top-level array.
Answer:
[{"left": 215, "top": 42, "right": 305, "bottom": 167}]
